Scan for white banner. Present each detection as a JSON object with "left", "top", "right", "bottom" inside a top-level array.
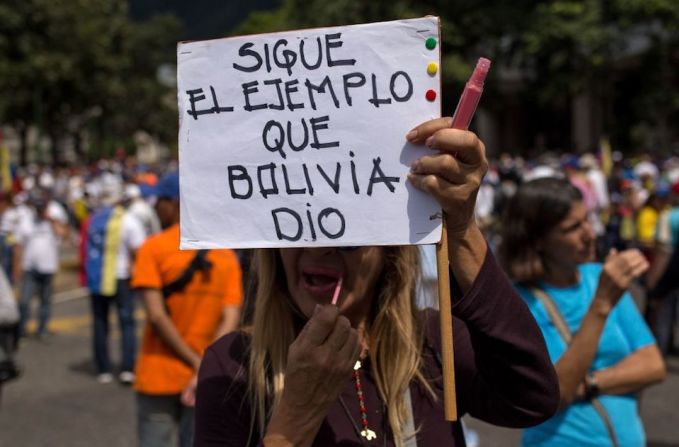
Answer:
[{"left": 178, "top": 17, "right": 442, "bottom": 249}]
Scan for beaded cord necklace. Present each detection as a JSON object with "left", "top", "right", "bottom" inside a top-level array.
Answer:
[
  {"left": 338, "top": 359, "right": 389, "bottom": 447},
  {"left": 353, "top": 359, "right": 377, "bottom": 440}
]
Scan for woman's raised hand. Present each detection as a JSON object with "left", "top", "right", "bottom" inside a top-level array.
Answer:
[
  {"left": 406, "top": 117, "right": 488, "bottom": 236},
  {"left": 264, "top": 304, "right": 361, "bottom": 447},
  {"left": 595, "top": 248, "right": 649, "bottom": 311}
]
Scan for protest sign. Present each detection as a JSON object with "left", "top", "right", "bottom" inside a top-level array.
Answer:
[{"left": 178, "top": 17, "right": 442, "bottom": 249}]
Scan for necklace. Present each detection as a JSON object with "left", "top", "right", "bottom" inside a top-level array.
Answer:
[
  {"left": 338, "top": 359, "right": 384, "bottom": 446},
  {"left": 352, "top": 360, "right": 377, "bottom": 441}
]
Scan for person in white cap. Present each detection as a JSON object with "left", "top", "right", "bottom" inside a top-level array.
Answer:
[{"left": 124, "top": 183, "right": 161, "bottom": 237}]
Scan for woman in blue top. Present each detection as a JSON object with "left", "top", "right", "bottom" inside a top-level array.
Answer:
[{"left": 499, "top": 177, "right": 666, "bottom": 447}]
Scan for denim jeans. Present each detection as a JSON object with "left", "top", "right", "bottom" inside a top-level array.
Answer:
[
  {"left": 18, "top": 270, "right": 54, "bottom": 337},
  {"left": 90, "top": 279, "right": 136, "bottom": 373},
  {"left": 137, "top": 393, "right": 194, "bottom": 447}
]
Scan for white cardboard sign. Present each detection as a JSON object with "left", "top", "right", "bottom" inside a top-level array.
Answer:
[{"left": 178, "top": 17, "right": 442, "bottom": 249}]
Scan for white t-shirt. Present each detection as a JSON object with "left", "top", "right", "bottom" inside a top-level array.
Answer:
[
  {"left": 586, "top": 168, "right": 610, "bottom": 210},
  {"left": 15, "top": 201, "right": 68, "bottom": 274},
  {"left": 127, "top": 199, "right": 161, "bottom": 237},
  {"left": 1, "top": 204, "right": 32, "bottom": 236},
  {"left": 116, "top": 212, "right": 146, "bottom": 279}
]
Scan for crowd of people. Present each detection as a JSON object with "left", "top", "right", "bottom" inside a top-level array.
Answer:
[
  {"left": 473, "top": 150, "right": 679, "bottom": 356},
  {"left": 0, "top": 138, "right": 676, "bottom": 446},
  {"left": 0, "top": 159, "right": 244, "bottom": 445}
]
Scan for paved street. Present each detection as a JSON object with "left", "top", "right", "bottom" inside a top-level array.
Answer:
[
  {"left": 1, "top": 266, "right": 678, "bottom": 446},
  {"left": 0, "top": 287, "right": 138, "bottom": 447}
]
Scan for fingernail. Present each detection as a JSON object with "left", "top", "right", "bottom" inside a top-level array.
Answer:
[
  {"left": 406, "top": 129, "right": 418, "bottom": 141},
  {"left": 425, "top": 136, "right": 434, "bottom": 147},
  {"left": 410, "top": 160, "right": 420, "bottom": 173},
  {"left": 313, "top": 304, "right": 322, "bottom": 315}
]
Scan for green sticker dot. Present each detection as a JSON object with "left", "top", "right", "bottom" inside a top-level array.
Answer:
[{"left": 425, "top": 37, "right": 437, "bottom": 50}]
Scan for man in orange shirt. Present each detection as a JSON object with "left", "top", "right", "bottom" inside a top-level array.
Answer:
[{"left": 131, "top": 171, "right": 242, "bottom": 447}]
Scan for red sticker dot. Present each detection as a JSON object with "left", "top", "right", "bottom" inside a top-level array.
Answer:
[{"left": 425, "top": 89, "right": 437, "bottom": 101}]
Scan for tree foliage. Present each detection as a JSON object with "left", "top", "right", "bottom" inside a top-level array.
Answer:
[
  {"left": 236, "top": 0, "right": 679, "bottom": 152},
  {"left": 0, "top": 0, "right": 181, "bottom": 164},
  {"left": 2, "top": 0, "right": 675, "bottom": 162}
]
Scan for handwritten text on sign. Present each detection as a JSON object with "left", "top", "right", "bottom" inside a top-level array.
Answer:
[{"left": 178, "top": 17, "right": 442, "bottom": 249}]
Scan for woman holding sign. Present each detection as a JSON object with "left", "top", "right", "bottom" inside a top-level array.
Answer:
[{"left": 194, "top": 119, "right": 560, "bottom": 446}]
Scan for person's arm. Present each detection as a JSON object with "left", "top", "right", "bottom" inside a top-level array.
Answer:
[
  {"left": 589, "top": 344, "right": 665, "bottom": 396},
  {"left": 124, "top": 217, "right": 145, "bottom": 267},
  {"left": 195, "top": 337, "right": 257, "bottom": 447},
  {"left": 442, "top": 251, "right": 561, "bottom": 427},
  {"left": 214, "top": 306, "right": 240, "bottom": 340},
  {"left": 554, "top": 249, "right": 649, "bottom": 407},
  {"left": 447, "top": 223, "right": 487, "bottom": 293},
  {"left": 49, "top": 218, "right": 68, "bottom": 239},
  {"left": 552, "top": 299, "right": 610, "bottom": 406},
  {"left": 141, "top": 288, "right": 202, "bottom": 371},
  {"left": 181, "top": 305, "right": 242, "bottom": 408},
  {"left": 183, "top": 253, "right": 244, "bottom": 408},
  {"left": 263, "top": 305, "right": 360, "bottom": 447},
  {"left": 407, "top": 117, "right": 559, "bottom": 427}
]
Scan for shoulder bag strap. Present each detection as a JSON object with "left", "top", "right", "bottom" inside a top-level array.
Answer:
[
  {"left": 531, "top": 288, "right": 573, "bottom": 344},
  {"left": 531, "top": 288, "right": 619, "bottom": 447},
  {"left": 162, "top": 250, "right": 212, "bottom": 299}
]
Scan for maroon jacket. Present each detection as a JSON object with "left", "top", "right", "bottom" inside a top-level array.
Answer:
[{"left": 194, "top": 249, "right": 559, "bottom": 446}]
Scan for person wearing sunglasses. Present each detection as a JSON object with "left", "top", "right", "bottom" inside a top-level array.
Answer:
[{"left": 194, "top": 118, "right": 560, "bottom": 446}]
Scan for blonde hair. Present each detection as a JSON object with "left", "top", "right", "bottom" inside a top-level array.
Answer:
[{"left": 246, "top": 246, "right": 435, "bottom": 445}]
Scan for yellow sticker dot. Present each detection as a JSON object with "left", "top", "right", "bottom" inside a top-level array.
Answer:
[{"left": 427, "top": 62, "right": 438, "bottom": 75}]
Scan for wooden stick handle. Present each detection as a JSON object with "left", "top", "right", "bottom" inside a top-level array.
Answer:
[{"left": 436, "top": 215, "right": 457, "bottom": 421}]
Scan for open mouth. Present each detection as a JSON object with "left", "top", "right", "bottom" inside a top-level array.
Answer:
[{"left": 301, "top": 267, "right": 343, "bottom": 298}]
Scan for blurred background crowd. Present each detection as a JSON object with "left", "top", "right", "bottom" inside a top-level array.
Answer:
[{"left": 2, "top": 144, "right": 678, "bottom": 349}]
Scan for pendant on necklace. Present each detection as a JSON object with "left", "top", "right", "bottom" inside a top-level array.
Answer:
[{"left": 360, "top": 429, "right": 377, "bottom": 440}]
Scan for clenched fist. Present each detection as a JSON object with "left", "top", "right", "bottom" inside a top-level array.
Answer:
[
  {"left": 595, "top": 249, "right": 649, "bottom": 311},
  {"left": 406, "top": 117, "right": 488, "bottom": 237}
]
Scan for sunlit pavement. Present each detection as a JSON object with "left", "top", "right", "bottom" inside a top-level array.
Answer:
[{"left": 0, "top": 288, "right": 140, "bottom": 446}]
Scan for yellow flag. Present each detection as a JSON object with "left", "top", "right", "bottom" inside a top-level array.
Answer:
[
  {"left": 599, "top": 137, "right": 613, "bottom": 178},
  {"left": 0, "top": 143, "right": 12, "bottom": 192}
]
